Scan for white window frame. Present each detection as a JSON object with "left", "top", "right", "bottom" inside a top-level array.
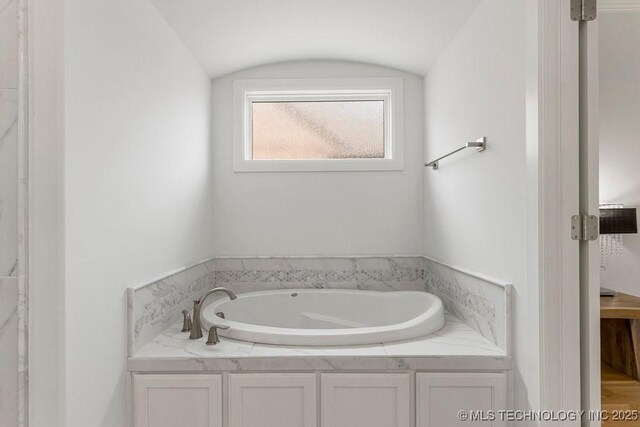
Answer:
[{"left": 233, "top": 77, "right": 404, "bottom": 172}]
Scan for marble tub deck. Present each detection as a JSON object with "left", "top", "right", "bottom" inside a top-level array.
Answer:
[{"left": 128, "top": 315, "right": 511, "bottom": 372}]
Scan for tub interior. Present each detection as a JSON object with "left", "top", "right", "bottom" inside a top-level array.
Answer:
[{"left": 208, "top": 290, "right": 435, "bottom": 329}]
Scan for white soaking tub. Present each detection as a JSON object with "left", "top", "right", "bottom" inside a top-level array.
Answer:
[{"left": 200, "top": 289, "right": 445, "bottom": 346}]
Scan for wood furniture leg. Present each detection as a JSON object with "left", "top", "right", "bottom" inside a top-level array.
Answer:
[
  {"left": 631, "top": 319, "right": 640, "bottom": 379},
  {"left": 601, "top": 318, "right": 640, "bottom": 380}
]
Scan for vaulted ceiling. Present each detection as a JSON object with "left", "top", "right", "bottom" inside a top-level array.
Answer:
[{"left": 150, "top": 0, "right": 481, "bottom": 78}]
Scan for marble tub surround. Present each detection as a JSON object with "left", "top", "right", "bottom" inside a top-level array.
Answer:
[
  {"left": 129, "top": 256, "right": 513, "bottom": 355},
  {"left": 0, "top": 0, "right": 18, "bottom": 88},
  {"left": 128, "top": 259, "right": 217, "bottom": 355},
  {"left": 129, "top": 256, "right": 428, "bottom": 353},
  {"left": 128, "top": 315, "right": 510, "bottom": 373},
  {"left": 424, "top": 257, "right": 513, "bottom": 353},
  {"left": 0, "top": 89, "right": 18, "bottom": 277},
  {"left": 1, "top": 0, "right": 23, "bottom": 424},
  {"left": 0, "top": 276, "right": 18, "bottom": 426}
]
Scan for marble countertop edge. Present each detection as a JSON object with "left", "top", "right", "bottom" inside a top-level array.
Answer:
[
  {"left": 127, "top": 355, "right": 512, "bottom": 372},
  {"left": 127, "top": 317, "right": 511, "bottom": 372}
]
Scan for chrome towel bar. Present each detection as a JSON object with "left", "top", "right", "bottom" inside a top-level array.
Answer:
[{"left": 425, "top": 137, "right": 486, "bottom": 170}]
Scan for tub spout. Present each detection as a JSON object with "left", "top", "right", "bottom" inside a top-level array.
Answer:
[{"left": 189, "top": 287, "right": 237, "bottom": 340}]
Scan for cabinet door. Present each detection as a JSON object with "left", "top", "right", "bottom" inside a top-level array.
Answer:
[
  {"left": 228, "top": 373, "right": 317, "bottom": 427},
  {"left": 417, "top": 373, "right": 507, "bottom": 427},
  {"left": 133, "top": 374, "right": 222, "bottom": 427},
  {"left": 321, "top": 373, "right": 410, "bottom": 427}
]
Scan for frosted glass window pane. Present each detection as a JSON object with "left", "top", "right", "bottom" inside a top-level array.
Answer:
[{"left": 251, "top": 101, "right": 384, "bottom": 160}]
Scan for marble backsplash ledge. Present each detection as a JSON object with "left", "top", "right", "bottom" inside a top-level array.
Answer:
[
  {"left": 424, "top": 257, "right": 512, "bottom": 354},
  {"left": 211, "top": 256, "right": 426, "bottom": 293},
  {"left": 127, "top": 259, "right": 217, "bottom": 355}
]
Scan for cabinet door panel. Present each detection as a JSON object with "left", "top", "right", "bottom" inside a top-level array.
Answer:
[
  {"left": 321, "top": 373, "right": 410, "bottom": 427},
  {"left": 228, "top": 373, "right": 317, "bottom": 427},
  {"left": 133, "top": 374, "right": 222, "bottom": 427},
  {"left": 417, "top": 373, "right": 507, "bottom": 427}
]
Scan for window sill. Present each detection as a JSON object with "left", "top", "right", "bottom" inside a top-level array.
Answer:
[{"left": 233, "top": 158, "right": 404, "bottom": 172}]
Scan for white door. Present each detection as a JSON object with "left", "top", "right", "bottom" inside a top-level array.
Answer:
[
  {"left": 133, "top": 374, "right": 222, "bottom": 427},
  {"left": 228, "top": 373, "right": 317, "bottom": 427},
  {"left": 320, "top": 373, "right": 410, "bottom": 427},
  {"left": 416, "top": 372, "right": 507, "bottom": 427}
]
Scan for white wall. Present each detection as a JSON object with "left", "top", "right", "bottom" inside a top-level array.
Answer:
[
  {"left": 211, "top": 60, "right": 424, "bottom": 256},
  {"left": 422, "top": 0, "right": 528, "bottom": 409},
  {"left": 30, "top": 0, "right": 67, "bottom": 423},
  {"left": 599, "top": 11, "right": 640, "bottom": 297},
  {"left": 63, "top": 0, "right": 213, "bottom": 425}
]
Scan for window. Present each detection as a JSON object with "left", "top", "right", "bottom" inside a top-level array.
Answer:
[{"left": 233, "top": 78, "right": 404, "bottom": 172}]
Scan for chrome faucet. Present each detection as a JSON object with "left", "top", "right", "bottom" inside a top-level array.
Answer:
[{"left": 189, "top": 287, "right": 237, "bottom": 340}]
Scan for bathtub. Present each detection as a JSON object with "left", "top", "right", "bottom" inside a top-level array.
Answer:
[{"left": 201, "top": 289, "right": 445, "bottom": 346}]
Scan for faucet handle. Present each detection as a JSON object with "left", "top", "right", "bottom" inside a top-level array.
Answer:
[
  {"left": 206, "top": 323, "right": 230, "bottom": 346},
  {"left": 181, "top": 310, "right": 193, "bottom": 332}
]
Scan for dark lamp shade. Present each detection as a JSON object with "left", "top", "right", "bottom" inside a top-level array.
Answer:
[{"left": 599, "top": 208, "right": 638, "bottom": 235}]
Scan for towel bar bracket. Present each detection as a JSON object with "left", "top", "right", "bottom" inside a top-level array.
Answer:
[{"left": 425, "top": 137, "right": 486, "bottom": 170}]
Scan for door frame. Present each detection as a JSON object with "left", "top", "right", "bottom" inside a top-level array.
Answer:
[{"left": 526, "top": 0, "right": 583, "bottom": 419}]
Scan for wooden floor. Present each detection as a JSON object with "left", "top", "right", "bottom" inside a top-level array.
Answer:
[{"left": 602, "top": 363, "right": 640, "bottom": 426}]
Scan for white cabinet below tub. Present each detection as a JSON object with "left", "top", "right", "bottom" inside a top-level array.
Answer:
[
  {"left": 228, "top": 373, "right": 317, "bottom": 427},
  {"left": 132, "top": 371, "right": 509, "bottom": 427},
  {"left": 416, "top": 372, "right": 507, "bottom": 427},
  {"left": 133, "top": 374, "right": 222, "bottom": 427},
  {"left": 321, "top": 373, "right": 410, "bottom": 427}
]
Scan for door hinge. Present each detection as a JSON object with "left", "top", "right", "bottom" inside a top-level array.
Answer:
[
  {"left": 571, "top": 0, "right": 597, "bottom": 21},
  {"left": 571, "top": 214, "right": 599, "bottom": 241}
]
